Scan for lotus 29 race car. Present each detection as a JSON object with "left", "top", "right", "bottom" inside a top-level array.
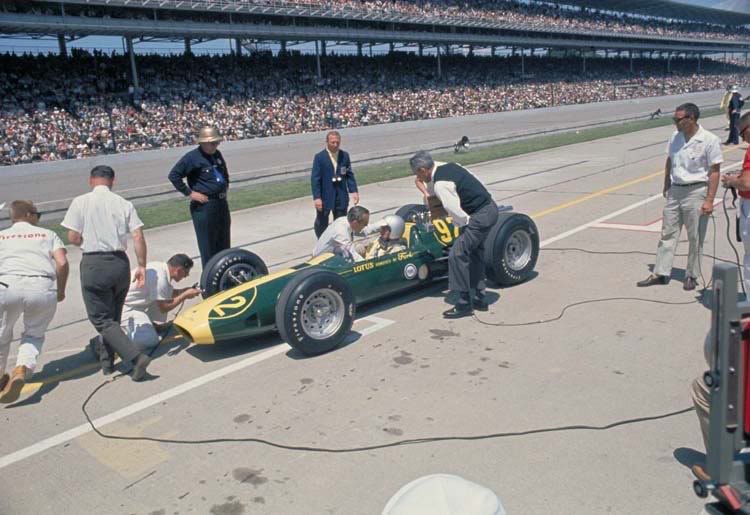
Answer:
[{"left": 173, "top": 203, "right": 539, "bottom": 356}]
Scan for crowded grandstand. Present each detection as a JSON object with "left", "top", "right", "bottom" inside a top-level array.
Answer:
[{"left": 1, "top": 0, "right": 749, "bottom": 165}]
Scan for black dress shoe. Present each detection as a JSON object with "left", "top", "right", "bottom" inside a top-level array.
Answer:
[
  {"left": 636, "top": 275, "right": 668, "bottom": 287},
  {"left": 443, "top": 303, "right": 473, "bottom": 319},
  {"left": 684, "top": 277, "right": 698, "bottom": 291},
  {"left": 472, "top": 295, "right": 489, "bottom": 312}
]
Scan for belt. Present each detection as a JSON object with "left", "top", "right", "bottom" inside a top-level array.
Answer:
[
  {"left": 203, "top": 192, "right": 227, "bottom": 200},
  {"left": 0, "top": 274, "right": 53, "bottom": 280},
  {"left": 82, "top": 250, "right": 127, "bottom": 256},
  {"left": 672, "top": 182, "right": 707, "bottom": 187}
]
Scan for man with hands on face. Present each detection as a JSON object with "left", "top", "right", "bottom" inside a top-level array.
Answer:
[
  {"left": 637, "top": 103, "right": 722, "bottom": 291},
  {"left": 311, "top": 131, "right": 360, "bottom": 238}
]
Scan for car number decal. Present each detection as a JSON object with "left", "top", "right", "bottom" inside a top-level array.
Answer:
[
  {"left": 208, "top": 288, "right": 257, "bottom": 320},
  {"left": 433, "top": 219, "right": 460, "bottom": 245}
]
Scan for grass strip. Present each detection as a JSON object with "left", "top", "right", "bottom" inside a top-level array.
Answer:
[{"left": 45, "top": 107, "right": 721, "bottom": 239}]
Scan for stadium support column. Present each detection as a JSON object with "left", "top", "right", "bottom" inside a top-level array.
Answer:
[
  {"left": 235, "top": 38, "right": 242, "bottom": 56},
  {"left": 667, "top": 53, "right": 671, "bottom": 73},
  {"left": 389, "top": 42, "right": 395, "bottom": 54},
  {"left": 58, "top": 34, "right": 67, "bottom": 58},
  {"left": 418, "top": 43, "right": 423, "bottom": 57},
  {"left": 629, "top": 50, "right": 633, "bottom": 73},
  {"left": 581, "top": 51, "right": 586, "bottom": 74},
  {"left": 521, "top": 49, "right": 525, "bottom": 75},
  {"left": 126, "top": 37, "right": 139, "bottom": 89},
  {"left": 321, "top": 40, "right": 327, "bottom": 57},
  {"left": 437, "top": 45, "right": 442, "bottom": 78},
  {"left": 315, "top": 41, "right": 322, "bottom": 79},
  {"left": 491, "top": 46, "right": 495, "bottom": 57},
  {"left": 184, "top": 38, "right": 192, "bottom": 55},
  {"left": 357, "top": 42, "right": 363, "bottom": 57},
  {"left": 746, "top": 52, "right": 748, "bottom": 67},
  {"left": 280, "top": 40, "right": 287, "bottom": 55}
]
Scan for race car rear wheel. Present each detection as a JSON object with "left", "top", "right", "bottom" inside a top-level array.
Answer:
[
  {"left": 276, "top": 269, "right": 355, "bottom": 356},
  {"left": 395, "top": 204, "right": 429, "bottom": 224},
  {"left": 483, "top": 212, "right": 539, "bottom": 286},
  {"left": 200, "top": 248, "right": 269, "bottom": 298}
]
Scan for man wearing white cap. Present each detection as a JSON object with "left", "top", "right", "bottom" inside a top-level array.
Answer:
[{"left": 382, "top": 474, "right": 505, "bottom": 515}]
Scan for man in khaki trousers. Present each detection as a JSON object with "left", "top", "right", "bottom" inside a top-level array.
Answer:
[{"left": 637, "top": 103, "right": 723, "bottom": 291}]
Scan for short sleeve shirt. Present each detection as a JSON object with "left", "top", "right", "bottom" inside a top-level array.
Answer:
[
  {"left": 666, "top": 125, "right": 723, "bottom": 185},
  {"left": 124, "top": 261, "right": 173, "bottom": 322},
  {"left": 0, "top": 222, "right": 65, "bottom": 278},
  {"left": 61, "top": 185, "right": 143, "bottom": 252}
]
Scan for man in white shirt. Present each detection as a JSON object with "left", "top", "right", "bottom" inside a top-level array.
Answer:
[
  {"left": 410, "top": 151, "right": 498, "bottom": 319},
  {"left": 638, "top": 103, "right": 723, "bottom": 291},
  {"left": 312, "top": 205, "right": 382, "bottom": 261},
  {"left": 118, "top": 254, "right": 201, "bottom": 351},
  {"left": 62, "top": 165, "right": 152, "bottom": 380},
  {"left": 0, "top": 201, "right": 68, "bottom": 403}
]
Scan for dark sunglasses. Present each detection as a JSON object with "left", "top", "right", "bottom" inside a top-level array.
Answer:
[{"left": 673, "top": 115, "right": 690, "bottom": 124}]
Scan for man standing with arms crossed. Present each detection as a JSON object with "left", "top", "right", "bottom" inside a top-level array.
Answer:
[
  {"left": 637, "top": 103, "right": 722, "bottom": 291},
  {"left": 62, "top": 165, "right": 152, "bottom": 380},
  {"left": 168, "top": 126, "right": 230, "bottom": 267}
]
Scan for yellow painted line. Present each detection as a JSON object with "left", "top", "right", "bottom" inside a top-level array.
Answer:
[{"left": 531, "top": 170, "right": 664, "bottom": 219}]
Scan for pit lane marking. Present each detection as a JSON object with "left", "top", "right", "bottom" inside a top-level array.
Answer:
[{"left": 0, "top": 315, "right": 394, "bottom": 471}]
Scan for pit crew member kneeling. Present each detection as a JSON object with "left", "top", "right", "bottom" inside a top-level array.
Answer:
[
  {"left": 88, "top": 254, "right": 201, "bottom": 363},
  {"left": 410, "top": 151, "right": 498, "bottom": 319},
  {"left": 313, "top": 205, "right": 384, "bottom": 261}
]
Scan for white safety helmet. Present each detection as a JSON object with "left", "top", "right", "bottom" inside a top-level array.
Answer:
[{"left": 382, "top": 215, "right": 406, "bottom": 240}]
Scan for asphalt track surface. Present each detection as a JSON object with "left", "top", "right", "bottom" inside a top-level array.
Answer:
[
  {"left": 0, "top": 108, "right": 743, "bottom": 515},
  {"left": 0, "top": 89, "right": 723, "bottom": 216}
]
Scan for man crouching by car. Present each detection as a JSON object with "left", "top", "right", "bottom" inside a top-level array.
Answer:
[{"left": 313, "top": 206, "right": 383, "bottom": 261}]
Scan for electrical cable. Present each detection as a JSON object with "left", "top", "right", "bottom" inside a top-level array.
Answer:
[
  {"left": 720, "top": 186, "right": 747, "bottom": 296},
  {"left": 80, "top": 377, "right": 692, "bottom": 453}
]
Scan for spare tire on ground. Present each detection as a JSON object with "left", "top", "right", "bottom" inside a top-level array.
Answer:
[
  {"left": 482, "top": 212, "right": 539, "bottom": 286},
  {"left": 276, "top": 269, "right": 355, "bottom": 356},
  {"left": 200, "top": 248, "right": 269, "bottom": 298}
]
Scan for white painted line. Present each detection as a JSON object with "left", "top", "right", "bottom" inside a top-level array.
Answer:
[
  {"left": 540, "top": 161, "right": 742, "bottom": 248},
  {"left": 591, "top": 199, "right": 724, "bottom": 234},
  {"left": 0, "top": 315, "right": 394, "bottom": 470}
]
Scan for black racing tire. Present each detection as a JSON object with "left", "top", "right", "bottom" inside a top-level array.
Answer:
[
  {"left": 200, "top": 248, "right": 269, "bottom": 298},
  {"left": 395, "top": 203, "right": 429, "bottom": 223},
  {"left": 482, "top": 212, "right": 539, "bottom": 286},
  {"left": 276, "top": 269, "right": 355, "bottom": 356}
]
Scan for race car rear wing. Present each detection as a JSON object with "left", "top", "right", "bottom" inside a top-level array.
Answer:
[{"left": 698, "top": 264, "right": 750, "bottom": 514}]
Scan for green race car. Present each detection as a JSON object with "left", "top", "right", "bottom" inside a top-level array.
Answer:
[{"left": 173, "top": 204, "right": 539, "bottom": 356}]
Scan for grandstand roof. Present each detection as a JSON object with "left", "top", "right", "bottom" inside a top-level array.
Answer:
[{"left": 559, "top": 0, "right": 750, "bottom": 26}]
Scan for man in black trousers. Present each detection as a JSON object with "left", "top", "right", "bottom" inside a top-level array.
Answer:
[
  {"left": 726, "top": 86, "right": 744, "bottom": 146},
  {"left": 62, "top": 165, "right": 151, "bottom": 380},
  {"left": 410, "top": 151, "right": 498, "bottom": 319},
  {"left": 168, "top": 126, "right": 231, "bottom": 266}
]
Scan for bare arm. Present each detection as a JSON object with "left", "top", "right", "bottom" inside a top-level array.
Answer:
[
  {"left": 156, "top": 288, "right": 201, "bottom": 314},
  {"left": 663, "top": 157, "right": 671, "bottom": 196},
  {"left": 67, "top": 230, "right": 82, "bottom": 247},
  {"left": 706, "top": 164, "right": 721, "bottom": 201},
  {"left": 131, "top": 228, "right": 147, "bottom": 288},
  {"left": 53, "top": 248, "right": 69, "bottom": 302}
]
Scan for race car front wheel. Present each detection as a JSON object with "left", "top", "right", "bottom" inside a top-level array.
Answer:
[
  {"left": 200, "top": 248, "right": 269, "bottom": 298},
  {"left": 483, "top": 212, "right": 539, "bottom": 286},
  {"left": 276, "top": 269, "right": 355, "bottom": 356}
]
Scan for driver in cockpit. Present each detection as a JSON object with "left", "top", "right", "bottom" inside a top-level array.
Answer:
[{"left": 366, "top": 215, "right": 407, "bottom": 259}]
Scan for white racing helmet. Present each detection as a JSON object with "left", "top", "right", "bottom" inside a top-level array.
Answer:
[{"left": 382, "top": 214, "right": 406, "bottom": 240}]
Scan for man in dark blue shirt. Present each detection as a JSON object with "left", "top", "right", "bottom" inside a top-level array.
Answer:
[{"left": 168, "top": 127, "right": 230, "bottom": 266}]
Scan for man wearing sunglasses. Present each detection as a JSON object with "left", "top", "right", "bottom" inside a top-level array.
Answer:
[
  {"left": 637, "top": 103, "right": 723, "bottom": 291},
  {"left": 720, "top": 113, "right": 750, "bottom": 294},
  {"left": 0, "top": 200, "right": 68, "bottom": 403}
]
